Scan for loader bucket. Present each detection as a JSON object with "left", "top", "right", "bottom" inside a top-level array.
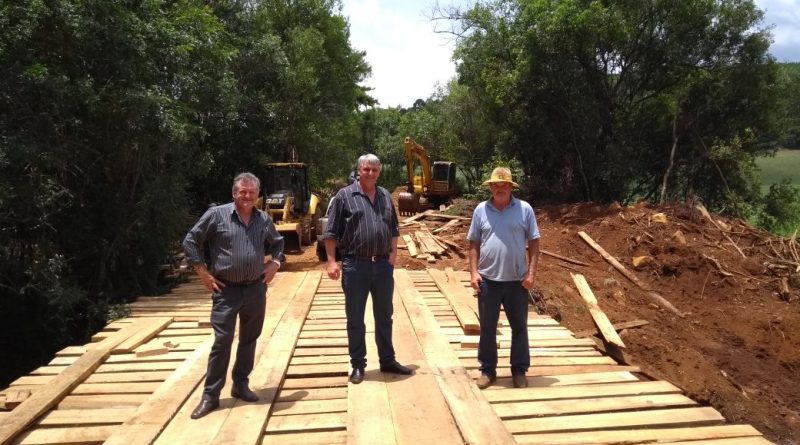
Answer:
[{"left": 276, "top": 222, "right": 303, "bottom": 252}]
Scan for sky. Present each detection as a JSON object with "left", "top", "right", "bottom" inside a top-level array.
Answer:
[{"left": 342, "top": 0, "right": 800, "bottom": 109}]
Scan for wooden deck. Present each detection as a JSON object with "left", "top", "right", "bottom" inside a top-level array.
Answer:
[{"left": 0, "top": 269, "right": 770, "bottom": 445}]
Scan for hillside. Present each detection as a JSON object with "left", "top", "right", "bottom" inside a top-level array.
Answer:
[{"left": 286, "top": 197, "right": 800, "bottom": 443}]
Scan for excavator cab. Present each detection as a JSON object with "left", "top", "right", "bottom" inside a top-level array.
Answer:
[{"left": 258, "top": 163, "right": 321, "bottom": 251}]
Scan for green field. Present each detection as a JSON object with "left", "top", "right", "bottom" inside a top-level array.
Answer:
[
  {"left": 755, "top": 149, "right": 800, "bottom": 236},
  {"left": 756, "top": 149, "right": 800, "bottom": 193}
]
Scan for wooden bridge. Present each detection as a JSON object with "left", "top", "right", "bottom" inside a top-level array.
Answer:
[{"left": 0, "top": 269, "right": 770, "bottom": 444}]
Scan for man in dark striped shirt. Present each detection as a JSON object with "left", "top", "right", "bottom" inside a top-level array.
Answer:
[
  {"left": 182, "top": 172, "right": 284, "bottom": 419},
  {"left": 324, "top": 154, "right": 413, "bottom": 384}
]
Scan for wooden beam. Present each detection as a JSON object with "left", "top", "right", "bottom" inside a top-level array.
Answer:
[
  {"left": 402, "top": 234, "right": 418, "bottom": 257},
  {"left": 571, "top": 273, "right": 626, "bottom": 348},
  {"left": 0, "top": 319, "right": 154, "bottom": 444},
  {"left": 574, "top": 319, "right": 649, "bottom": 338},
  {"left": 578, "top": 231, "right": 684, "bottom": 317},
  {"left": 541, "top": 249, "right": 590, "bottom": 267},
  {"left": 428, "top": 269, "right": 480, "bottom": 333},
  {"left": 395, "top": 269, "right": 516, "bottom": 444}
]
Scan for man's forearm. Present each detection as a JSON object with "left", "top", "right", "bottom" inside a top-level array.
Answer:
[
  {"left": 469, "top": 241, "right": 480, "bottom": 273},
  {"left": 527, "top": 238, "right": 540, "bottom": 274},
  {"left": 325, "top": 238, "right": 338, "bottom": 263}
]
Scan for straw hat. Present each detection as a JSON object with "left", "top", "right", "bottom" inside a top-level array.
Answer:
[{"left": 482, "top": 167, "right": 519, "bottom": 188}]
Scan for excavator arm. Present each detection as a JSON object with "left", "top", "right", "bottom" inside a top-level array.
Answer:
[{"left": 403, "top": 137, "right": 432, "bottom": 194}]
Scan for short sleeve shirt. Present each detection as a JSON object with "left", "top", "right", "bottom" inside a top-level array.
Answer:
[{"left": 467, "top": 197, "right": 540, "bottom": 281}]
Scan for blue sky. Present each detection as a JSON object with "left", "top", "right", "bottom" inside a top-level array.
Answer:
[{"left": 343, "top": 0, "right": 800, "bottom": 108}]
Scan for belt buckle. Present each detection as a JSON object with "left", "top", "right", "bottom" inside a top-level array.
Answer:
[{"left": 370, "top": 255, "right": 378, "bottom": 262}]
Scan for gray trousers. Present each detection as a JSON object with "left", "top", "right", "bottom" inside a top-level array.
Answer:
[{"left": 202, "top": 282, "right": 266, "bottom": 401}]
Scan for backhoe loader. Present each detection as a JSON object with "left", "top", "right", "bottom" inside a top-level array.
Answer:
[
  {"left": 257, "top": 163, "right": 321, "bottom": 251},
  {"left": 397, "top": 137, "right": 457, "bottom": 215}
]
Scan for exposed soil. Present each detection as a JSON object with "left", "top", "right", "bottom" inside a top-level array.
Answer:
[{"left": 284, "top": 189, "right": 800, "bottom": 444}]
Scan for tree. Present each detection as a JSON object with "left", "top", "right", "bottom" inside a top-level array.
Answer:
[{"left": 444, "top": 0, "right": 781, "bottom": 210}]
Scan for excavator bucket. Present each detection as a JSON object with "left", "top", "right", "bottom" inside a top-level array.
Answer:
[{"left": 398, "top": 192, "right": 420, "bottom": 216}]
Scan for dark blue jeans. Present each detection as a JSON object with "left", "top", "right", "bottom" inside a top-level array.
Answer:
[
  {"left": 478, "top": 277, "right": 530, "bottom": 377},
  {"left": 341, "top": 257, "right": 396, "bottom": 369},
  {"left": 203, "top": 282, "right": 266, "bottom": 401}
]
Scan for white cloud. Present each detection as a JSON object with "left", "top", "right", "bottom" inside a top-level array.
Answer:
[
  {"left": 343, "top": 0, "right": 459, "bottom": 107},
  {"left": 342, "top": 1, "right": 800, "bottom": 108},
  {"left": 754, "top": 0, "right": 800, "bottom": 61}
]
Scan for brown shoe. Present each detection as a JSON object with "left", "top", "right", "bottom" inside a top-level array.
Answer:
[
  {"left": 476, "top": 374, "right": 496, "bottom": 389},
  {"left": 190, "top": 398, "right": 219, "bottom": 419},
  {"left": 512, "top": 373, "right": 528, "bottom": 388}
]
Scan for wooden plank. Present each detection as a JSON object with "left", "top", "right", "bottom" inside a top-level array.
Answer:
[
  {"left": 58, "top": 393, "right": 149, "bottom": 409},
  {"left": 272, "top": 398, "right": 347, "bottom": 416},
  {"left": 377, "top": 278, "right": 464, "bottom": 445},
  {"left": 262, "top": 430, "right": 346, "bottom": 445},
  {"left": 37, "top": 408, "right": 137, "bottom": 426},
  {"left": 394, "top": 269, "right": 516, "bottom": 444},
  {"left": 571, "top": 273, "right": 625, "bottom": 348},
  {"left": 578, "top": 230, "right": 684, "bottom": 317},
  {"left": 153, "top": 271, "right": 310, "bottom": 445},
  {"left": 113, "top": 317, "right": 174, "bottom": 353},
  {"left": 265, "top": 411, "right": 347, "bottom": 433},
  {"left": 276, "top": 387, "right": 346, "bottom": 402},
  {"left": 480, "top": 371, "right": 639, "bottom": 389},
  {"left": 211, "top": 271, "right": 322, "bottom": 444},
  {"left": 0, "top": 318, "right": 154, "bottom": 444},
  {"left": 503, "top": 407, "right": 725, "bottom": 433},
  {"left": 15, "top": 425, "right": 116, "bottom": 445},
  {"left": 494, "top": 393, "right": 697, "bottom": 418},
  {"left": 347, "top": 328, "right": 396, "bottom": 445},
  {"left": 402, "top": 234, "right": 418, "bottom": 257},
  {"left": 574, "top": 319, "right": 649, "bottom": 338},
  {"left": 71, "top": 382, "right": 162, "bottom": 395},
  {"left": 483, "top": 380, "right": 681, "bottom": 403},
  {"left": 101, "top": 338, "right": 213, "bottom": 445},
  {"left": 514, "top": 425, "right": 763, "bottom": 445},
  {"left": 428, "top": 269, "right": 480, "bottom": 333}
]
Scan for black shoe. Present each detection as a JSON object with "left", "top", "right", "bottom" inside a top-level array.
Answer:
[
  {"left": 349, "top": 367, "right": 365, "bottom": 384},
  {"left": 190, "top": 399, "right": 219, "bottom": 419},
  {"left": 231, "top": 385, "right": 259, "bottom": 402},
  {"left": 380, "top": 360, "right": 413, "bottom": 375}
]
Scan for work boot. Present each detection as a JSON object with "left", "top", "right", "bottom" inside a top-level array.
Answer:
[
  {"left": 512, "top": 373, "right": 528, "bottom": 388},
  {"left": 476, "top": 374, "right": 496, "bottom": 389}
]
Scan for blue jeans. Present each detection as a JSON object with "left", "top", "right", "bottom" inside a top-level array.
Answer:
[
  {"left": 203, "top": 282, "right": 266, "bottom": 400},
  {"left": 477, "top": 277, "right": 530, "bottom": 376},
  {"left": 341, "top": 257, "right": 396, "bottom": 369}
]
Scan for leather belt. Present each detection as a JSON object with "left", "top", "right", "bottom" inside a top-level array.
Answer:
[
  {"left": 347, "top": 254, "right": 388, "bottom": 262},
  {"left": 219, "top": 277, "right": 263, "bottom": 287}
]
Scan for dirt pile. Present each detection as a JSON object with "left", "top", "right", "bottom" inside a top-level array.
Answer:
[{"left": 286, "top": 194, "right": 800, "bottom": 443}]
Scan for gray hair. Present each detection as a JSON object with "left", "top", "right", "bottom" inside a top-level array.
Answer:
[
  {"left": 357, "top": 153, "right": 381, "bottom": 170},
  {"left": 232, "top": 172, "right": 260, "bottom": 193}
]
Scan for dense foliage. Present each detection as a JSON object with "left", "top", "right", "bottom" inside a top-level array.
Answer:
[
  {"left": 0, "top": 0, "right": 369, "bottom": 385},
  {"left": 437, "top": 0, "right": 782, "bottom": 210}
]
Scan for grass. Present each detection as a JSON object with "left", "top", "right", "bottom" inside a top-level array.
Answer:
[
  {"left": 756, "top": 149, "right": 800, "bottom": 194},
  {"left": 755, "top": 149, "right": 800, "bottom": 236}
]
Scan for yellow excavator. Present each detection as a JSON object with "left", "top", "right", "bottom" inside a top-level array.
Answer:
[
  {"left": 397, "top": 137, "right": 458, "bottom": 215},
  {"left": 257, "top": 163, "right": 321, "bottom": 251}
]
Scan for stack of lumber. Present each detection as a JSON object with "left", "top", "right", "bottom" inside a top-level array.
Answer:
[{"left": 399, "top": 211, "right": 467, "bottom": 263}]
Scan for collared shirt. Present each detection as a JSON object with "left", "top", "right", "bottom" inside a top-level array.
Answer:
[
  {"left": 467, "top": 196, "right": 540, "bottom": 281},
  {"left": 323, "top": 181, "right": 400, "bottom": 257},
  {"left": 183, "top": 202, "right": 284, "bottom": 283}
]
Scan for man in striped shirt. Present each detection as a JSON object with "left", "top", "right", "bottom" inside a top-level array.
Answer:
[
  {"left": 324, "top": 154, "right": 413, "bottom": 384},
  {"left": 183, "top": 172, "right": 284, "bottom": 419}
]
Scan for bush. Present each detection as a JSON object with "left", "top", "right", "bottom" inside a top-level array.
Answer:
[{"left": 758, "top": 180, "right": 800, "bottom": 235}]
